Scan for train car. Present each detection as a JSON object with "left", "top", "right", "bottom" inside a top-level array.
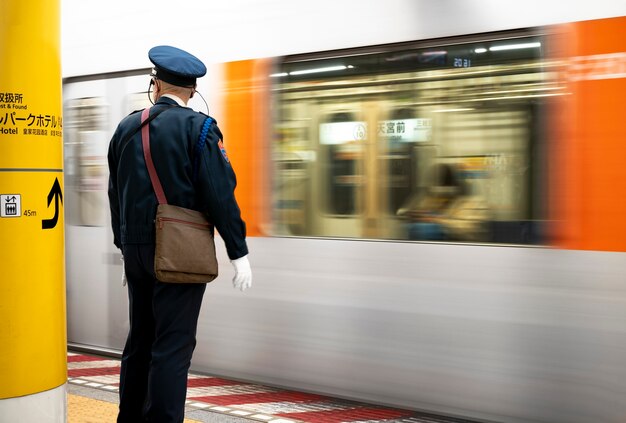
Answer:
[{"left": 62, "top": 2, "right": 626, "bottom": 422}]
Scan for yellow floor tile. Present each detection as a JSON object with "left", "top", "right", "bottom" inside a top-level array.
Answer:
[{"left": 68, "top": 394, "right": 201, "bottom": 422}]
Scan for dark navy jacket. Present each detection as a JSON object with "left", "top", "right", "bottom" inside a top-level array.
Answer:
[{"left": 107, "top": 97, "right": 248, "bottom": 260}]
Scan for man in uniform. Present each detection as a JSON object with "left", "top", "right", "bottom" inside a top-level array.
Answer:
[{"left": 107, "top": 45, "right": 252, "bottom": 423}]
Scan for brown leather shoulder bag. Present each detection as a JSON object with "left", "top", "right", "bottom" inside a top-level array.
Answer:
[{"left": 140, "top": 107, "right": 218, "bottom": 283}]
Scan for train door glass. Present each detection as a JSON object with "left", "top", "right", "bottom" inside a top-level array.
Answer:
[
  {"left": 320, "top": 112, "right": 365, "bottom": 216},
  {"left": 312, "top": 107, "right": 368, "bottom": 238},
  {"left": 378, "top": 107, "right": 436, "bottom": 239},
  {"left": 380, "top": 108, "right": 433, "bottom": 214}
]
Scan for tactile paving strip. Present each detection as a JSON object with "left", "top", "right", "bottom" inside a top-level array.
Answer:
[
  {"left": 67, "top": 352, "right": 478, "bottom": 423},
  {"left": 68, "top": 393, "right": 202, "bottom": 423}
]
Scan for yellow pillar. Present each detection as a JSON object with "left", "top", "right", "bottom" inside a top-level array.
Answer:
[{"left": 0, "top": 0, "right": 66, "bottom": 421}]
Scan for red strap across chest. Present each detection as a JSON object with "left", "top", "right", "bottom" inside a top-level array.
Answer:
[{"left": 141, "top": 107, "right": 168, "bottom": 205}]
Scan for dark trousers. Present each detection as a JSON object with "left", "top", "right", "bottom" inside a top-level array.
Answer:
[{"left": 117, "top": 243, "right": 206, "bottom": 423}]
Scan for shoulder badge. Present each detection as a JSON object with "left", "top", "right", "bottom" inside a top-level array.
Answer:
[{"left": 217, "top": 139, "right": 229, "bottom": 163}]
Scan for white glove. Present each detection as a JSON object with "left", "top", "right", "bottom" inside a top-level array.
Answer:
[
  {"left": 231, "top": 255, "right": 252, "bottom": 291},
  {"left": 121, "top": 256, "right": 127, "bottom": 287}
]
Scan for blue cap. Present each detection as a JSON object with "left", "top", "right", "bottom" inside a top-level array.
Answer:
[{"left": 148, "top": 45, "right": 207, "bottom": 87}]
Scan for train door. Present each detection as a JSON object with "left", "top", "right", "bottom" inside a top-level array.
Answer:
[
  {"left": 312, "top": 100, "right": 426, "bottom": 239},
  {"left": 313, "top": 105, "right": 364, "bottom": 237}
]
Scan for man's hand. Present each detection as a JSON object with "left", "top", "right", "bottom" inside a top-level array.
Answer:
[
  {"left": 231, "top": 255, "right": 252, "bottom": 291},
  {"left": 121, "top": 256, "right": 127, "bottom": 286}
]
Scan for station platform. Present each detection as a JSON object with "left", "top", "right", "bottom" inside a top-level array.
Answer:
[{"left": 67, "top": 351, "right": 479, "bottom": 423}]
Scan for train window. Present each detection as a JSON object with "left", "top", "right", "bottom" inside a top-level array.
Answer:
[
  {"left": 124, "top": 92, "right": 152, "bottom": 115},
  {"left": 63, "top": 88, "right": 152, "bottom": 227},
  {"left": 63, "top": 97, "right": 109, "bottom": 227},
  {"left": 272, "top": 32, "right": 560, "bottom": 244}
]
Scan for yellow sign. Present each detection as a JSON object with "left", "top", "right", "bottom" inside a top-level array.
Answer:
[{"left": 0, "top": 0, "right": 66, "bottom": 399}]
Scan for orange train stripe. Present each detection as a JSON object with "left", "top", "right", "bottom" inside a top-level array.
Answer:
[
  {"left": 221, "top": 60, "right": 271, "bottom": 237},
  {"left": 550, "top": 16, "right": 626, "bottom": 251}
]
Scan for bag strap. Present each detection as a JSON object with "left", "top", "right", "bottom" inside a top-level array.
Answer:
[
  {"left": 119, "top": 104, "right": 175, "bottom": 158},
  {"left": 141, "top": 107, "right": 168, "bottom": 205}
]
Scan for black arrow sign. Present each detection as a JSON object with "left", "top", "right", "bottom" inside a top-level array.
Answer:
[{"left": 42, "top": 178, "right": 63, "bottom": 230}]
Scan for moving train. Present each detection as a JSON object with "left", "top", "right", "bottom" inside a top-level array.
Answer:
[{"left": 62, "top": 2, "right": 626, "bottom": 422}]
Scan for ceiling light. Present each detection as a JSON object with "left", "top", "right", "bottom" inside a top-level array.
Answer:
[
  {"left": 289, "top": 65, "right": 349, "bottom": 76},
  {"left": 489, "top": 42, "right": 541, "bottom": 52}
]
